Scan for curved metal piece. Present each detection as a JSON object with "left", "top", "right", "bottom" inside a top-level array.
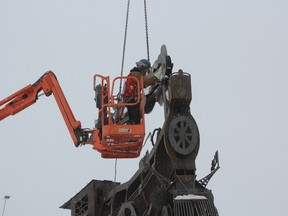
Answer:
[
  {"left": 151, "top": 45, "right": 168, "bottom": 80},
  {"left": 168, "top": 115, "right": 198, "bottom": 155},
  {"left": 161, "top": 205, "right": 173, "bottom": 216},
  {"left": 117, "top": 202, "right": 137, "bottom": 216}
]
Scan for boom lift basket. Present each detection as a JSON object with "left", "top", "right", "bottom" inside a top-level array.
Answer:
[{"left": 92, "top": 74, "right": 145, "bottom": 158}]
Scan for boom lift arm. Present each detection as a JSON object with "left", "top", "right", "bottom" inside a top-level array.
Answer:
[{"left": 0, "top": 71, "right": 87, "bottom": 146}]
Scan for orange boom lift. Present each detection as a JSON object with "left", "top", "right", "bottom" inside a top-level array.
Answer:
[{"left": 0, "top": 71, "right": 145, "bottom": 158}]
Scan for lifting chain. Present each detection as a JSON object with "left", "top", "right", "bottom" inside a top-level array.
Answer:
[
  {"left": 144, "top": 0, "right": 150, "bottom": 62},
  {"left": 119, "top": 0, "right": 131, "bottom": 94},
  {"left": 119, "top": 0, "right": 151, "bottom": 93}
]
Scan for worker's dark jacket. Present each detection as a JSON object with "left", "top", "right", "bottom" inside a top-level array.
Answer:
[
  {"left": 122, "top": 67, "right": 158, "bottom": 99},
  {"left": 122, "top": 67, "right": 158, "bottom": 124}
]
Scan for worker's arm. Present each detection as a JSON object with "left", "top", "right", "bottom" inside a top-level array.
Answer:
[{"left": 130, "top": 72, "right": 159, "bottom": 88}]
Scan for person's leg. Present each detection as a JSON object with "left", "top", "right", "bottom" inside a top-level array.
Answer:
[{"left": 127, "top": 102, "right": 141, "bottom": 124}]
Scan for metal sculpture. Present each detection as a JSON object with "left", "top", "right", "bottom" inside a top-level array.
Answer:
[{"left": 61, "top": 46, "right": 220, "bottom": 216}]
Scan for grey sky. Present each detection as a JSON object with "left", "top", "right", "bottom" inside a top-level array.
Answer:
[{"left": 0, "top": 0, "right": 287, "bottom": 215}]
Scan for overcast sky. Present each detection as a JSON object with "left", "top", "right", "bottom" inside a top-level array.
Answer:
[{"left": 0, "top": 0, "right": 288, "bottom": 215}]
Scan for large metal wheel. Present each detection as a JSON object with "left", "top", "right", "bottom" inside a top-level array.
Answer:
[{"left": 167, "top": 115, "right": 199, "bottom": 155}]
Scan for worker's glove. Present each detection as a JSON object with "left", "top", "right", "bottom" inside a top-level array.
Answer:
[{"left": 153, "top": 68, "right": 163, "bottom": 80}]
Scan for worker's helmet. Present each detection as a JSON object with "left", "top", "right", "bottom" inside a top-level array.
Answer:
[{"left": 136, "top": 59, "right": 151, "bottom": 72}]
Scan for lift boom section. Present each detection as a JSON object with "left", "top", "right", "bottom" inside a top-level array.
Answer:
[{"left": 0, "top": 71, "right": 85, "bottom": 145}]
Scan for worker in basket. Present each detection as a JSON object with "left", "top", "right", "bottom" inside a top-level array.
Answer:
[{"left": 122, "top": 59, "right": 161, "bottom": 124}]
